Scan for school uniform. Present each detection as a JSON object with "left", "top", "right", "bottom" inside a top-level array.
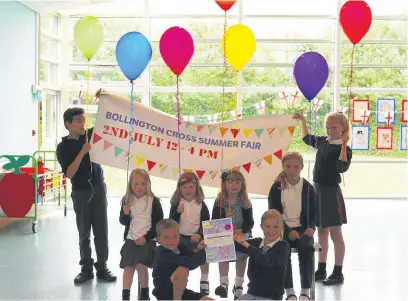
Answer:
[
  {"left": 268, "top": 178, "right": 316, "bottom": 290},
  {"left": 119, "top": 196, "right": 164, "bottom": 269},
  {"left": 303, "top": 134, "right": 352, "bottom": 228},
  {"left": 152, "top": 244, "right": 207, "bottom": 300},
  {"left": 169, "top": 199, "right": 210, "bottom": 252},
  {"left": 235, "top": 238, "right": 289, "bottom": 300},
  {"left": 211, "top": 199, "right": 254, "bottom": 261}
]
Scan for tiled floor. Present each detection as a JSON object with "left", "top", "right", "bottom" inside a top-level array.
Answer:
[{"left": 0, "top": 197, "right": 407, "bottom": 300}]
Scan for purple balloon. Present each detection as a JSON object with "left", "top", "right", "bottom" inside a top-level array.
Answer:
[{"left": 293, "top": 52, "right": 329, "bottom": 101}]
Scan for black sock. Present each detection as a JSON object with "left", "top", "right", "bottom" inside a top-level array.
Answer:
[
  {"left": 317, "top": 262, "right": 326, "bottom": 272},
  {"left": 333, "top": 265, "right": 343, "bottom": 275},
  {"left": 141, "top": 287, "right": 149, "bottom": 298},
  {"left": 122, "top": 289, "right": 130, "bottom": 300}
]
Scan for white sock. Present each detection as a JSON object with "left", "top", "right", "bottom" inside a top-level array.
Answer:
[
  {"left": 300, "top": 288, "right": 310, "bottom": 296},
  {"left": 201, "top": 274, "right": 209, "bottom": 282},
  {"left": 220, "top": 276, "right": 229, "bottom": 286},
  {"left": 234, "top": 277, "right": 244, "bottom": 297},
  {"left": 234, "top": 276, "right": 244, "bottom": 287},
  {"left": 286, "top": 288, "right": 296, "bottom": 297},
  {"left": 200, "top": 274, "right": 209, "bottom": 290}
]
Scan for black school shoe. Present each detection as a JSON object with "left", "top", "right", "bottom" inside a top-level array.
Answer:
[
  {"left": 200, "top": 281, "right": 210, "bottom": 295},
  {"left": 315, "top": 269, "right": 327, "bottom": 281},
  {"left": 74, "top": 269, "right": 94, "bottom": 284},
  {"left": 96, "top": 269, "right": 117, "bottom": 282},
  {"left": 322, "top": 273, "right": 344, "bottom": 285},
  {"left": 215, "top": 284, "right": 228, "bottom": 298}
]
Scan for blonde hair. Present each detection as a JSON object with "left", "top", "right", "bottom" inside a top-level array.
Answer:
[
  {"left": 261, "top": 209, "right": 284, "bottom": 239},
  {"left": 326, "top": 111, "right": 351, "bottom": 139},
  {"left": 156, "top": 218, "right": 179, "bottom": 237},
  {"left": 122, "top": 169, "right": 155, "bottom": 211},
  {"left": 274, "top": 151, "right": 304, "bottom": 190},
  {"left": 170, "top": 172, "right": 205, "bottom": 205},
  {"left": 216, "top": 170, "right": 252, "bottom": 209}
]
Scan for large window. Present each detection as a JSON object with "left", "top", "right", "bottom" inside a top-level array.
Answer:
[{"left": 39, "top": 14, "right": 60, "bottom": 86}]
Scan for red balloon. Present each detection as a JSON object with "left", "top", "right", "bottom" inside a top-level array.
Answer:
[
  {"left": 215, "top": 0, "right": 237, "bottom": 11},
  {"left": 340, "top": 0, "right": 372, "bottom": 45}
]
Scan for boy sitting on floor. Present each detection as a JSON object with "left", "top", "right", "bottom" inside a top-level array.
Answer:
[{"left": 152, "top": 219, "right": 215, "bottom": 301}]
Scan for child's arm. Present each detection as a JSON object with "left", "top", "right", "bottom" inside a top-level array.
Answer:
[
  {"left": 293, "top": 113, "right": 309, "bottom": 138},
  {"left": 119, "top": 197, "right": 131, "bottom": 226},
  {"left": 294, "top": 113, "right": 326, "bottom": 149},
  {"left": 144, "top": 197, "right": 164, "bottom": 241},
  {"left": 169, "top": 203, "right": 181, "bottom": 222},
  {"left": 306, "top": 183, "right": 317, "bottom": 230},
  {"left": 337, "top": 143, "right": 352, "bottom": 173},
  {"left": 268, "top": 183, "right": 282, "bottom": 211},
  {"left": 244, "top": 241, "right": 289, "bottom": 268},
  {"left": 160, "top": 248, "right": 206, "bottom": 270},
  {"left": 198, "top": 202, "right": 211, "bottom": 238}
]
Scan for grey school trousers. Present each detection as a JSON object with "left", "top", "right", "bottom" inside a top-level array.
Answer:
[{"left": 71, "top": 182, "right": 109, "bottom": 271}]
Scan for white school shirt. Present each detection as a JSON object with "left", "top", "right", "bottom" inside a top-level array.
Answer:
[
  {"left": 127, "top": 195, "right": 152, "bottom": 240},
  {"left": 259, "top": 237, "right": 281, "bottom": 248},
  {"left": 281, "top": 179, "right": 303, "bottom": 228},
  {"left": 179, "top": 198, "right": 202, "bottom": 236}
]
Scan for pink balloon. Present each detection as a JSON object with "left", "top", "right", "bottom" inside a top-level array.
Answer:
[{"left": 159, "top": 27, "right": 194, "bottom": 76}]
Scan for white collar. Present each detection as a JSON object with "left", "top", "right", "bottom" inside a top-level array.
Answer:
[
  {"left": 286, "top": 178, "right": 303, "bottom": 189},
  {"left": 327, "top": 138, "right": 343, "bottom": 145},
  {"left": 259, "top": 237, "right": 281, "bottom": 248}
]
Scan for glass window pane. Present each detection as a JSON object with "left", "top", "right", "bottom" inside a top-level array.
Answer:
[
  {"left": 151, "top": 66, "right": 236, "bottom": 87},
  {"left": 69, "top": 67, "right": 145, "bottom": 84},
  {"left": 244, "top": 18, "right": 334, "bottom": 39},
  {"left": 243, "top": 0, "right": 335, "bottom": 15},
  {"left": 341, "top": 20, "right": 407, "bottom": 42},
  {"left": 253, "top": 42, "right": 334, "bottom": 64},
  {"left": 150, "top": 18, "right": 238, "bottom": 40},
  {"left": 40, "top": 61, "right": 58, "bottom": 85},
  {"left": 367, "top": 0, "right": 408, "bottom": 16},
  {"left": 71, "top": 41, "right": 116, "bottom": 63},
  {"left": 69, "top": 91, "right": 142, "bottom": 105},
  {"left": 40, "top": 35, "right": 59, "bottom": 60},
  {"left": 243, "top": 66, "right": 334, "bottom": 88},
  {"left": 41, "top": 14, "right": 58, "bottom": 35},
  {"left": 149, "top": 0, "right": 238, "bottom": 15},
  {"left": 66, "top": 1, "right": 145, "bottom": 16},
  {"left": 340, "top": 93, "right": 407, "bottom": 158},
  {"left": 341, "top": 44, "right": 407, "bottom": 65},
  {"left": 340, "top": 68, "right": 407, "bottom": 89},
  {"left": 151, "top": 92, "right": 236, "bottom": 117}
]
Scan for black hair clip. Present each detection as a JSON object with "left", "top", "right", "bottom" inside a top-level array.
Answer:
[{"left": 220, "top": 171, "right": 229, "bottom": 182}]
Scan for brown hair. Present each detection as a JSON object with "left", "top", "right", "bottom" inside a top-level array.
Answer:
[
  {"left": 274, "top": 151, "right": 304, "bottom": 190},
  {"left": 170, "top": 172, "right": 205, "bottom": 205},
  {"left": 326, "top": 111, "right": 351, "bottom": 140},
  {"left": 156, "top": 218, "right": 179, "bottom": 237},
  {"left": 216, "top": 170, "right": 251, "bottom": 209},
  {"left": 261, "top": 209, "right": 284, "bottom": 239},
  {"left": 122, "top": 169, "right": 155, "bottom": 211}
]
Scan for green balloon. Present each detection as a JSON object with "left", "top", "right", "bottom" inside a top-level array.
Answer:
[{"left": 74, "top": 16, "right": 104, "bottom": 60}]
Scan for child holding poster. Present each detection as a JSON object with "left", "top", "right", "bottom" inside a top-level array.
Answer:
[
  {"left": 212, "top": 170, "right": 254, "bottom": 300},
  {"left": 169, "top": 172, "right": 211, "bottom": 295}
]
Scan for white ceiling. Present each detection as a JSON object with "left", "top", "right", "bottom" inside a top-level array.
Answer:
[{"left": 19, "top": 0, "right": 118, "bottom": 15}]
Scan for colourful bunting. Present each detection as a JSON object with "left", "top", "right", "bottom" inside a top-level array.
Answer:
[
  {"left": 219, "top": 127, "right": 228, "bottom": 137},
  {"left": 103, "top": 140, "right": 113, "bottom": 151},
  {"left": 136, "top": 156, "right": 145, "bottom": 166},
  {"left": 254, "top": 129, "right": 264, "bottom": 138},
  {"left": 242, "top": 162, "right": 251, "bottom": 173},
  {"left": 183, "top": 169, "right": 193, "bottom": 173},
  {"left": 230, "top": 128, "right": 240, "bottom": 139},
  {"left": 147, "top": 160, "right": 156, "bottom": 171},
  {"left": 114, "top": 146, "right": 124, "bottom": 157},
  {"left": 208, "top": 125, "right": 218, "bottom": 134},
  {"left": 209, "top": 170, "right": 218, "bottom": 179},
  {"left": 196, "top": 170, "right": 206, "bottom": 180},
  {"left": 266, "top": 128, "right": 275, "bottom": 136},
  {"left": 243, "top": 128, "right": 252, "bottom": 138},
  {"left": 263, "top": 154, "right": 273, "bottom": 165},
  {"left": 93, "top": 133, "right": 103, "bottom": 144},
  {"left": 159, "top": 164, "right": 168, "bottom": 173},
  {"left": 287, "top": 126, "right": 295, "bottom": 136},
  {"left": 273, "top": 150, "right": 283, "bottom": 160},
  {"left": 197, "top": 125, "right": 205, "bottom": 132}
]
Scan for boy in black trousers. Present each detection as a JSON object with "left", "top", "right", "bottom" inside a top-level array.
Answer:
[
  {"left": 56, "top": 102, "right": 116, "bottom": 284},
  {"left": 152, "top": 219, "right": 215, "bottom": 300}
]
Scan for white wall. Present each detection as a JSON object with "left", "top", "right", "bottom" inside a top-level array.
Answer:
[{"left": 0, "top": 1, "right": 38, "bottom": 156}]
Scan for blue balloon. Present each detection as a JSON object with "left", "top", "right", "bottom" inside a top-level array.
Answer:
[
  {"left": 293, "top": 52, "right": 329, "bottom": 101},
  {"left": 116, "top": 32, "right": 152, "bottom": 82}
]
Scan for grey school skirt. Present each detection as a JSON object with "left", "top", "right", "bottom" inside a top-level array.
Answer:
[
  {"left": 120, "top": 239, "right": 156, "bottom": 269},
  {"left": 314, "top": 183, "right": 347, "bottom": 228}
]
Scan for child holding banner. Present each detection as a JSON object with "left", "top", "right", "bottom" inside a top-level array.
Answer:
[
  {"left": 233, "top": 209, "right": 289, "bottom": 300},
  {"left": 169, "top": 172, "right": 211, "bottom": 295},
  {"left": 119, "top": 169, "right": 164, "bottom": 300},
  {"left": 293, "top": 112, "right": 352, "bottom": 286},
  {"left": 268, "top": 151, "right": 316, "bottom": 300},
  {"left": 212, "top": 170, "right": 254, "bottom": 300}
]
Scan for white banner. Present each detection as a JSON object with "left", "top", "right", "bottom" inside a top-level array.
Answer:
[{"left": 90, "top": 91, "right": 296, "bottom": 195}]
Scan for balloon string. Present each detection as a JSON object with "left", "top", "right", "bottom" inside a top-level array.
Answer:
[
  {"left": 126, "top": 80, "right": 135, "bottom": 188},
  {"left": 346, "top": 44, "right": 355, "bottom": 122},
  {"left": 220, "top": 10, "right": 228, "bottom": 216},
  {"left": 86, "top": 60, "right": 92, "bottom": 178},
  {"left": 176, "top": 75, "right": 182, "bottom": 178}
]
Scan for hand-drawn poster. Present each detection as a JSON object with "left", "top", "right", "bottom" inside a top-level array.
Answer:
[{"left": 202, "top": 218, "right": 236, "bottom": 263}]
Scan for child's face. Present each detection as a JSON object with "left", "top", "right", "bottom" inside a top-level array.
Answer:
[
  {"left": 282, "top": 158, "right": 303, "bottom": 180},
  {"left": 326, "top": 117, "right": 344, "bottom": 140},
  {"left": 158, "top": 226, "right": 180, "bottom": 250},
  {"left": 65, "top": 114, "right": 85, "bottom": 135},
  {"left": 225, "top": 177, "right": 242, "bottom": 195},
  {"left": 180, "top": 182, "right": 197, "bottom": 202},
  {"left": 131, "top": 174, "right": 148, "bottom": 198},
  {"left": 261, "top": 217, "right": 281, "bottom": 243}
]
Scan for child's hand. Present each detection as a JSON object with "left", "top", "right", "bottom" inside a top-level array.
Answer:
[
  {"left": 233, "top": 228, "right": 242, "bottom": 236},
  {"left": 234, "top": 234, "right": 249, "bottom": 247},
  {"left": 196, "top": 240, "right": 207, "bottom": 250},
  {"left": 304, "top": 228, "right": 314, "bottom": 237},
  {"left": 342, "top": 133, "right": 350, "bottom": 145},
  {"left": 293, "top": 113, "right": 306, "bottom": 121},
  {"left": 134, "top": 236, "right": 147, "bottom": 246},
  {"left": 191, "top": 234, "right": 201, "bottom": 243},
  {"left": 226, "top": 210, "right": 232, "bottom": 218},
  {"left": 95, "top": 88, "right": 102, "bottom": 98},
  {"left": 177, "top": 203, "right": 184, "bottom": 213},
  {"left": 123, "top": 204, "right": 131, "bottom": 215},
  {"left": 81, "top": 143, "right": 91, "bottom": 154},
  {"left": 289, "top": 230, "right": 300, "bottom": 241}
]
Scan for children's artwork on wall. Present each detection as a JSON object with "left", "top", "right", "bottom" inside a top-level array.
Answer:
[
  {"left": 376, "top": 127, "right": 393, "bottom": 150},
  {"left": 377, "top": 98, "right": 395, "bottom": 125},
  {"left": 400, "top": 126, "right": 408, "bottom": 150},
  {"left": 352, "top": 99, "right": 369, "bottom": 123},
  {"left": 401, "top": 100, "right": 408, "bottom": 123},
  {"left": 351, "top": 126, "right": 370, "bottom": 150}
]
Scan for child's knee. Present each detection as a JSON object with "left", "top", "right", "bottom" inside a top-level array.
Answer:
[{"left": 171, "top": 266, "right": 189, "bottom": 286}]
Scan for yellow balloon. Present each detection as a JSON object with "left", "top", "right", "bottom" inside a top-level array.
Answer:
[
  {"left": 222, "top": 24, "right": 256, "bottom": 71},
  {"left": 74, "top": 16, "right": 104, "bottom": 61}
]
